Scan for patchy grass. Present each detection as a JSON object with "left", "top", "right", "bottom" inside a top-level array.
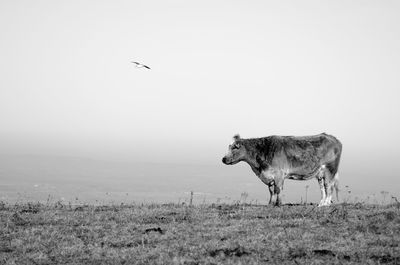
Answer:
[{"left": 0, "top": 201, "right": 399, "bottom": 264}]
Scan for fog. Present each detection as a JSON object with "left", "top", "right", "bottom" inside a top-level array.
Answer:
[{"left": 0, "top": 1, "right": 399, "bottom": 203}]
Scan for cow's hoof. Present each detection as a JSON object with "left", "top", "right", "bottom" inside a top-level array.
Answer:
[{"left": 320, "top": 199, "right": 332, "bottom": 207}]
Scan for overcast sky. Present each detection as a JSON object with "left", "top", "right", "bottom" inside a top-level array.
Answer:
[{"left": 1, "top": 1, "right": 400, "bottom": 195}]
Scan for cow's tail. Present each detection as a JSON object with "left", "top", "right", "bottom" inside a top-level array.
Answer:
[
  {"left": 334, "top": 172, "right": 340, "bottom": 202},
  {"left": 330, "top": 136, "right": 342, "bottom": 203}
]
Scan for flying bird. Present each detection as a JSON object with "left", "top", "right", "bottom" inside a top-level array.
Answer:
[{"left": 131, "top": 61, "right": 151, "bottom": 69}]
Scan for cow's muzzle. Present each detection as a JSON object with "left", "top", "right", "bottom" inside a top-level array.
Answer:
[{"left": 222, "top": 157, "right": 232, "bottom": 165}]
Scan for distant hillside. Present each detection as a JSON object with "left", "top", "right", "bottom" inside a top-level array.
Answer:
[{"left": 0, "top": 155, "right": 261, "bottom": 203}]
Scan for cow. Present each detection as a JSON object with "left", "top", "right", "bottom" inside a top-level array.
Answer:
[{"left": 222, "top": 133, "right": 342, "bottom": 206}]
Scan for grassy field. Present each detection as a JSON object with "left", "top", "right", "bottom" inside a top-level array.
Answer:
[{"left": 0, "top": 201, "right": 399, "bottom": 264}]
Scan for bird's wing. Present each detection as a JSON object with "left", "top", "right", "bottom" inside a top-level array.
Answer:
[
  {"left": 131, "top": 61, "right": 140, "bottom": 64},
  {"left": 143, "top": 65, "right": 151, "bottom": 69}
]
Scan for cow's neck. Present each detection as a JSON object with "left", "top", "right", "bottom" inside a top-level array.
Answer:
[
  {"left": 243, "top": 157, "right": 262, "bottom": 176},
  {"left": 242, "top": 142, "right": 267, "bottom": 176}
]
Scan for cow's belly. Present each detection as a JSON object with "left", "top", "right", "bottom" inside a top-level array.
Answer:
[
  {"left": 259, "top": 164, "right": 325, "bottom": 183},
  {"left": 286, "top": 164, "right": 326, "bottom": 180},
  {"left": 286, "top": 174, "right": 314, "bottom": 181}
]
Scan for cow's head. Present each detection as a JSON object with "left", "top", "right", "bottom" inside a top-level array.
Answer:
[{"left": 222, "top": 134, "right": 247, "bottom": 165}]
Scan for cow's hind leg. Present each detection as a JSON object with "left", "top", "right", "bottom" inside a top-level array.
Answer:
[
  {"left": 324, "top": 178, "right": 332, "bottom": 206},
  {"left": 324, "top": 172, "right": 337, "bottom": 206},
  {"left": 317, "top": 177, "right": 327, "bottom": 207},
  {"left": 318, "top": 165, "right": 336, "bottom": 207},
  {"left": 324, "top": 152, "right": 341, "bottom": 205},
  {"left": 317, "top": 167, "right": 330, "bottom": 206},
  {"left": 323, "top": 162, "right": 341, "bottom": 206}
]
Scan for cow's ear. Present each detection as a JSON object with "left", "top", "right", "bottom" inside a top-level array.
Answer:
[{"left": 233, "top": 134, "right": 241, "bottom": 141}]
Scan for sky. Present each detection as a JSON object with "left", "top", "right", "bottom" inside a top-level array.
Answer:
[{"left": 0, "top": 1, "right": 399, "bottom": 201}]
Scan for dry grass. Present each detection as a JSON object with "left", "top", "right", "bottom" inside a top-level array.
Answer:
[{"left": 0, "top": 201, "right": 399, "bottom": 264}]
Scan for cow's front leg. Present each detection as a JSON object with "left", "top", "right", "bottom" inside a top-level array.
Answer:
[
  {"left": 275, "top": 187, "right": 282, "bottom": 206},
  {"left": 268, "top": 183, "right": 275, "bottom": 205}
]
